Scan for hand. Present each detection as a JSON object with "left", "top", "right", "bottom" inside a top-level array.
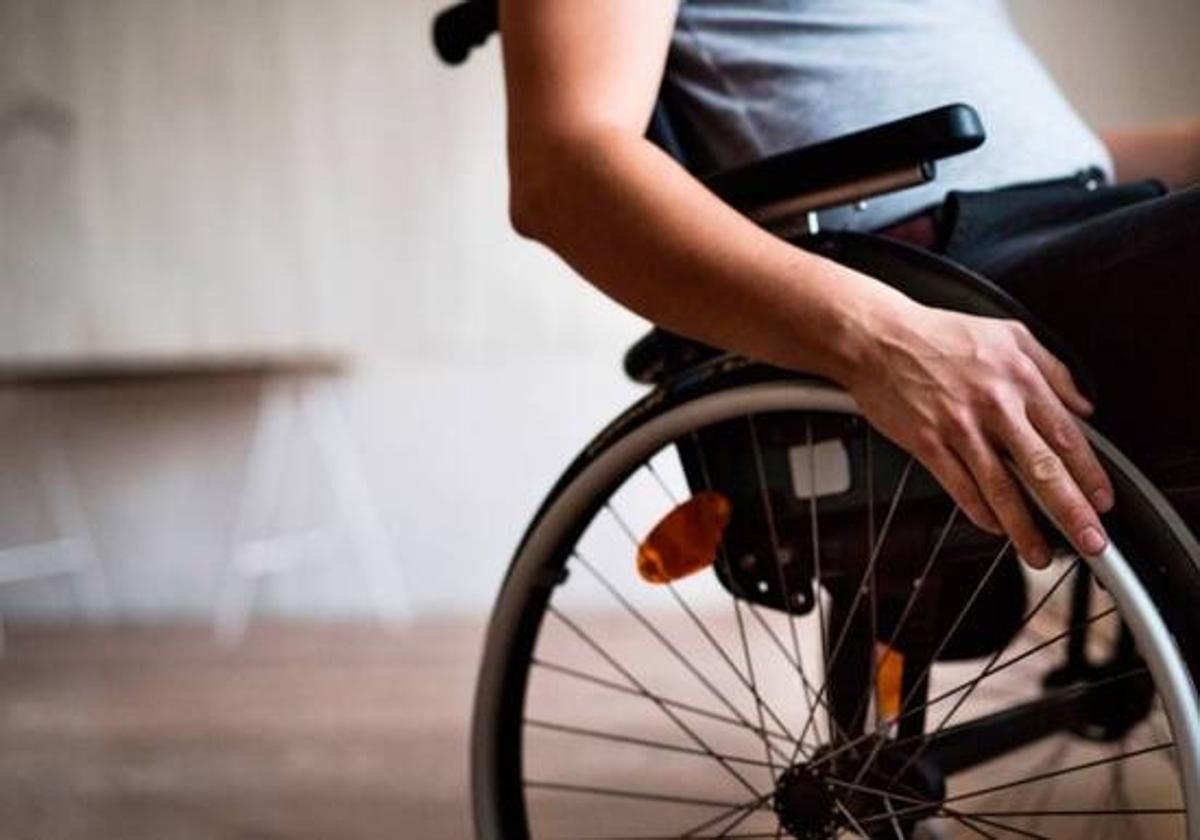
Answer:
[{"left": 844, "top": 301, "right": 1114, "bottom": 568}]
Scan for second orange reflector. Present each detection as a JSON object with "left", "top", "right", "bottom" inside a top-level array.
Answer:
[
  {"left": 875, "top": 644, "right": 905, "bottom": 725},
  {"left": 636, "top": 491, "right": 732, "bottom": 584}
]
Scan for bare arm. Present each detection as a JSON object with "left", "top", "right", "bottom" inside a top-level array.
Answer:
[
  {"left": 1103, "top": 118, "right": 1200, "bottom": 189},
  {"left": 503, "top": 0, "right": 875, "bottom": 381},
  {"left": 502, "top": 0, "right": 1113, "bottom": 566}
]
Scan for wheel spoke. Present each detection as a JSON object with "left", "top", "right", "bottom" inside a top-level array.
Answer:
[
  {"left": 525, "top": 718, "right": 776, "bottom": 768},
  {"left": 747, "top": 415, "right": 820, "bottom": 746},
  {"left": 569, "top": 834, "right": 779, "bottom": 840},
  {"left": 840, "top": 660, "right": 1149, "bottom": 779},
  {"left": 946, "top": 815, "right": 1003, "bottom": 840},
  {"left": 795, "top": 456, "right": 917, "bottom": 755},
  {"left": 865, "top": 432, "right": 879, "bottom": 730},
  {"left": 1014, "top": 738, "right": 1072, "bottom": 836},
  {"left": 881, "top": 795, "right": 907, "bottom": 840},
  {"left": 940, "top": 741, "right": 1175, "bottom": 808},
  {"left": 804, "top": 416, "right": 831, "bottom": 743},
  {"left": 545, "top": 606, "right": 766, "bottom": 796},
  {"left": 834, "top": 797, "right": 873, "bottom": 837},
  {"left": 842, "top": 503, "right": 961, "bottom": 740},
  {"left": 809, "top": 606, "right": 1122, "bottom": 771},
  {"left": 871, "top": 741, "right": 1176, "bottom": 824},
  {"left": 938, "top": 809, "right": 1050, "bottom": 839},
  {"left": 686, "top": 437, "right": 793, "bottom": 769},
  {"left": 893, "top": 558, "right": 1082, "bottom": 780},
  {"left": 713, "top": 797, "right": 766, "bottom": 839},
  {"left": 676, "top": 791, "right": 772, "bottom": 838},
  {"left": 645, "top": 459, "right": 679, "bottom": 505},
  {"left": 574, "top": 539, "right": 800, "bottom": 764},
  {"left": 954, "top": 807, "right": 1183, "bottom": 818},
  {"left": 742, "top": 601, "right": 830, "bottom": 751},
  {"left": 733, "top": 597, "right": 779, "bottom": 776},
  {"left": 899, "top": 537, "right": 1012, "bottom": 703},
  {"left": 852, "top": 539, "right": 1014, "bottom": 786},
  {"left": 524, "top": 779, "right": 756, "bottom": 809},
  {"left": 822, "top": 774, "right": 1042, "bottom": 839},
  {"left": 532, "top": 658, "right": 793, "bottom": 744},
  {"left": 575, "top": 542, "right": 797, "bottom": 747},
  {"left": 664, "top": 575, "right": 803, "bottom": 759}
]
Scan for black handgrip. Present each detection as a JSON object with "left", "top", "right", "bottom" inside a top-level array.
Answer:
[{"left": 433, "top": 0, "right": 499, "bottom": 65}]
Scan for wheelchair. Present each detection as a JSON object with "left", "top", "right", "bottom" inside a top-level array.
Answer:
[{"left": 435, "top": 4, "right": 1200, "bottom": 838}]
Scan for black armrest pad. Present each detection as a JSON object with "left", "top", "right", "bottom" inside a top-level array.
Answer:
[{"left": 704, "top": 104, "right": 986, "bottom": 211}]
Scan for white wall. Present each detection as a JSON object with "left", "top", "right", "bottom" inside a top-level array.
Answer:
[
  {"left": 1007, "top": 0, "right": 1200, "bottom": 126},
  {"left": 0, "top": 0, "right": 641, "bottom": 363},
  {"left": 0, "top": 0, "right": 1196, "bottom": 621},
  {"left": 0, "top": 0, "right": 646, "bottom": 621}
]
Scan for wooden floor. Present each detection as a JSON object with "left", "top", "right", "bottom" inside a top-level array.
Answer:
[
  {"left": 0, "top": 622, "right": 484, "bottom": 840},
  {"left": 0, "top": 618, "right": 1180, "bottom": 840}
]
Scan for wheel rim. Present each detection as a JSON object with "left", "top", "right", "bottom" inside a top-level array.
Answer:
[{"left": 474, "top": 382, "right": 1200, "bottom": 840}]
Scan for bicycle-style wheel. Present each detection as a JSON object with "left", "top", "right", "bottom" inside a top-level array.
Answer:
[{"left": 473, "top": 369, "right": 1200, "bottom": 840}]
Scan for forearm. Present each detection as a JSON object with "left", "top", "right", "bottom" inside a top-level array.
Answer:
[
  {"left": 1103, "top": 117, "right": 1200, "bottom": 189},
  {"left": 511, "top": 127, "right": 909, "bottom": 384}
]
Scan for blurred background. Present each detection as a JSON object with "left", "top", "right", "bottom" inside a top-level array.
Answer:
[{"left": 0, "top": 1, "right": 1197, "bottom": 838}]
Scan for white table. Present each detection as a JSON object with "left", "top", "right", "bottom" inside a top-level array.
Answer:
[{"left": 0, "top": 353, "right": 410, "bottom": 647}]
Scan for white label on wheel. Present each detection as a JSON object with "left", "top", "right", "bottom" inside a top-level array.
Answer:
[{"left": 788, "top": 439, "right": 852, "bottom": 499}]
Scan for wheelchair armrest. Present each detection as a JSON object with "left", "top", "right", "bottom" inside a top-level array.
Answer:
[{"left": 704, "top": 104, "right": 986, "bottom": 230}]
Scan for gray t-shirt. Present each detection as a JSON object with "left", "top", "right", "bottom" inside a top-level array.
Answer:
[{"left": 666, "top": 0, "right": 1113, "bottom": 230}]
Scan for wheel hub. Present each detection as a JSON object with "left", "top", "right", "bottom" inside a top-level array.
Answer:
[
  {"left": 774, "top": 742, "right": 946, "bottom": 839},
  {"left": 773, "top": 763, "right": 839, "bottom": 840}
]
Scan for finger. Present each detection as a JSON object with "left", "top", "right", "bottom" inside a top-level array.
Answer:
[
  {"left": 1026, "top": 387, "right": 1115, "bottom": 513},
  {"left": 1014, "top": 327, "right": 1094, "bottom": 417},
  {"left": 916, "top": 444, "right": 1003, "bottom": 535},
  {"left": 954, "top": 428, "right": 1052, "bottom": 568},
  {"left": 996, "top": 410, "right": 1109, "bottom": 559}
]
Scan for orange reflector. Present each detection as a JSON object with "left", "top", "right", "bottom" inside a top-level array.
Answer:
[
  {"left": 636, "top": 491, "right": 732, "bottom": 584},
  {"left": 875, "top": 644, "right": 905, "bottom": 725}
]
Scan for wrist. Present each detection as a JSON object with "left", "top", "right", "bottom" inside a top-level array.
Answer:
[{"left": 817, "top": 270, "right": 921, "bottom": 388}]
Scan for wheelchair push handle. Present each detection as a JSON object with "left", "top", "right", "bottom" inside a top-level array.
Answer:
[{"left": 433, "top": 0, "right": 499, "bottom": 65}]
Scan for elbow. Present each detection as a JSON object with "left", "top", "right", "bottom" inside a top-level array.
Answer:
[
  {"left": 507, "top": 127, "right": 625, "bottom": 241},
  {"left": 507, "top": 131, "right": 587, "bottom": 242},
  {"left": 507, "top": 148, "right": 562, "bottom": 242},
  {"left": 508, "top": 175, "right": 549, "bottom": 241}
]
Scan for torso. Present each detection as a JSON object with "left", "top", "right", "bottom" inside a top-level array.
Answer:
[{"left": 667, "top": 0, "right": 1112, "bottom": 229}]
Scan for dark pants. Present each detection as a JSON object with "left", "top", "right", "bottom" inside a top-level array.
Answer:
[{"left": 930, "top": 174, "right": 1200, "bottom": 518}]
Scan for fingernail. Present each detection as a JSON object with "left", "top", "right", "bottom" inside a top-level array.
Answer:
[
  {"left": 1020, "top": 548, "right": 1049, "bottom": 569},
  {"left": 1091, "top": 486, "right": 1114, "bottom": 513},
  {"left": 1079, "top": 526, "right": 1107, "bottom": 555}
]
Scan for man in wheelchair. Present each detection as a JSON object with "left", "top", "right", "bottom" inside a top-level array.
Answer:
[
  {"left": 438, "top": 2, "right": 1200, "bottom": 838},
  {"left": 498, "top": 0, "right": 1198, "bottom": 574}
]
